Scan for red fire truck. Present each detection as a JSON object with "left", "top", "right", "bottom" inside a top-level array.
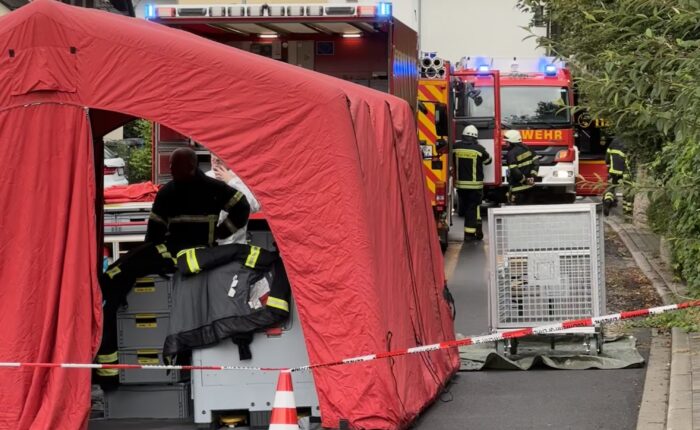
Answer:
[
  {"left": 574, "top": 110, "right": 611, "bottom": 196},
  {"left": 452, "top": 57, "right": 578, "bottom": 203},
  {"left": 417, "top": 56, "right": 452, "bottom": 251},
  {"left": 145, "top": 2, "right": 419, "bottom": 184}
]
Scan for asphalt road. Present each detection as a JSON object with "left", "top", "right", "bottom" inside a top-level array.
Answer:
[{"left": 412, "top": 216, "right": 651, "bottom": 430}]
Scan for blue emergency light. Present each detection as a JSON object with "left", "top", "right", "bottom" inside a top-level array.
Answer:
[
  {"left": 377, "top": 2, "right": 392, "bottom": 17},
  {"left": 477, "top": 64, "right": 490, "bottom": 74},
  {"left": 544, "top": 64, "right": 558, "bottom": 76},
  {"left": 144, "top": 3, "right": 155, "bottom": 19}
]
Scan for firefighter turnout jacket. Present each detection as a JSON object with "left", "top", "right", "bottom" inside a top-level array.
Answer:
[
  {"left": 453, "top": 137, "right": 492, "bottom": 189},
  {"left": 145, "top": 169, "right": 251, "bottom": 254},
  {"left": 506, "top": 142, "right": 539, "bottom": 192},
  {"left": 606, "top": 138, "right": 628, "bottom": 177}
]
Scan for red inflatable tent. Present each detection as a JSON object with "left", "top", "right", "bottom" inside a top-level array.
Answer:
[{"left": 0, "top": 1, "right": 459, "bottom": 428}]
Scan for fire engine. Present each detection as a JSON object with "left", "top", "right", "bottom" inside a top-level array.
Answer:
[
  {"left": 453, "top": 57, "right": 578, "bottom": 203},
  {"left": 143, "top": 2, "right": 457, "bottom": 250},
  {"left": 574, "top": 109, "right": 611, "bottom": 196},
  {"left": 145, "top": 1, "right": 419, "bottom": 183},
  {"left": 417, "top": 54, "right": 452, "bottom": 251}
]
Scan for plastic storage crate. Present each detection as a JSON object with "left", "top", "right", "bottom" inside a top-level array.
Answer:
[
  {"left": 191, "top": 299, "right": 319, "bottom": 425},
  {"left": 488, "top": 203, "right": 605, "bottom": 331},
  {"left": 104, "top": 383, "right": 191, "bottom": 419},
  {"left": 121, "top": 276, "right": 172, "bottom": 313},
  {"left": 118, "top": 348, "right": 183, "bottom": 384},
  {"left": 117, "top": 313, "right": 170, "bottom": 349}
]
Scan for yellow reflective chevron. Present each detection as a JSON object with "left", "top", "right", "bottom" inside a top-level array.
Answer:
[
  {"left": 454, "top": 148, "right": 481, "bottom": 157},
  {"left": 245, "top": 246, "right": 261, "bottom": 268},
  {"left": 149, "top": 212, "right": 167, "bottom": 225},
  {"left": 96, "top": 368, "right": 119, "bottom": 377},
  {"left": 455, "top": 181, "right": 483, "bottom": 190},
  {"left": 97, "top": 352, "right": 118, "bottom": 363},
  {"left": 516, "top": 151, "right": 533, "bottom": 162},
  {"left": 224, "top": 191, "right": 244, "bottom": 211},
  {"left": 607, "top": 149, "right": 626, "bottom": 158},
  {"left": 106, "top": 266, "right": 121, "bottom": 279},
  {"left": 511, "top": 184, "right": 534, "bottom": 192},
  {"left": 266, "top": 296, "right": 289, "bottom": 312},
  {"left": 186, "top": 249, "right": 200, "bottom": 274},
  {"left": 511, "top": 159, "right": 535, "bottom": 169}
]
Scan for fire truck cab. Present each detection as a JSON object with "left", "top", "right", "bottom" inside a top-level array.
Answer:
[{"left": 454, "top": 57, "right": 578, "bottom": 203}]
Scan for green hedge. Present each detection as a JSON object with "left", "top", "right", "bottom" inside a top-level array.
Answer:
[{"left": 517, "top": 0, "right": 700, "bottom": 294}]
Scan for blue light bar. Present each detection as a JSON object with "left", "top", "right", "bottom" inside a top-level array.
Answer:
[
  {"left": 377, "top": 2, "right": 392, "bottom": 17},
  {"left": 544, "top": 64, "right": 557, "bottom": 76},
  {"left": 145, "top": 3, "right": 155, "bottom": 19},
  {"left": 477, "top": 65, "right": 490, "bottom": 74}
]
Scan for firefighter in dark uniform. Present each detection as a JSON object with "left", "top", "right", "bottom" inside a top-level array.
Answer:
[
  {"left": 95, "top": 148, "right": 251, "bottom": 388},
  {"left": 603, "top": 137, "right": 630, "bottom": 216},
  {"left": 453, "top": 125, "right": 492, "bottom": 241},
  {"left": 504, "top": 130, "right": 539, "bottom": 205}
]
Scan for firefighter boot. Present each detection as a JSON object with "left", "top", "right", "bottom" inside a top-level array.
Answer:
[
  {"left": 603, "top": 192, "right": 615, "bottom": 216},
  {"left": 603, "top": 199, "right": 612, "bottom": 216},
  {"left": 475, "top": 224, "right": 484, "bottom": 240}
]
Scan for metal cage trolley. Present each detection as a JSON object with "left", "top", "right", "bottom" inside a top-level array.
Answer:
[{"left": 487, "top": 203, "right": 606, "bottom": 355}]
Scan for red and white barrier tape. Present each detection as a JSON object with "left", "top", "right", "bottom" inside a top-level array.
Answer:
[{"left": 1, "top": 300, "right": 698, "bottom": 373}]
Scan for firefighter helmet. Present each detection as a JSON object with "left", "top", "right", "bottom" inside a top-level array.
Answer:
[
  {"left": 462, "top": 125, "right": 479, "bottom": 138},
  {"left": 504, "top": 130, "right": 523, "bottom": 144}
]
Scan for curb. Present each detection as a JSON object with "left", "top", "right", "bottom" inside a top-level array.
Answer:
[
  {"left": 668, "top": 327, "right": 693, "bottom": 429},
  {"left": 606, "top": 217, "right": 692, "bottom": 430},
  {"left": 636, "top": 329, "right": 671, "bottom": 430}
]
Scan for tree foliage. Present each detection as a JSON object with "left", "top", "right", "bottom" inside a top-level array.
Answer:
[
  {"left": 516, "top": 0, "right": 700, "bottom": 292},
  {"left": 122, "top": 119, "right": 152, "bottom": 183}
]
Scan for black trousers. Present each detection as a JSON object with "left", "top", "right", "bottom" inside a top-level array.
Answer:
[
  {"left": 457, "top": 188, "right": 483, "bottom": 237},
  {"left": 511, "top": 188, "right": 536, "bottom": 205},
  {"left": 98, "top": 243, "right": 174, "bottom": 356}
]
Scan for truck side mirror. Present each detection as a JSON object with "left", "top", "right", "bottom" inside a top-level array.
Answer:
[{"left": 435, "top": 104, "right": 449, "bottom": 137}]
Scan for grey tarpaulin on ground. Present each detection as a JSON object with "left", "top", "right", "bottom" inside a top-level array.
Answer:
[{"left": 459, "top": 335, "right": 645, "bottom": 371}]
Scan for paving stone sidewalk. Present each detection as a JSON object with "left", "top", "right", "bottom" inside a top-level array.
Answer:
[{"left": 607, "top": 215, "right": 697, "bottom": 430}]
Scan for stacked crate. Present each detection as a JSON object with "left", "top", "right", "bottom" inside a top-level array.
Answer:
[{"left": 104, "top": 275, "right": 192, "bottom": 419}]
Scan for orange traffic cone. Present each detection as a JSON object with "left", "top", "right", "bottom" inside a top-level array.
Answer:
[{"left": 269, "top": 369, "right": 298, "bottom": 430}]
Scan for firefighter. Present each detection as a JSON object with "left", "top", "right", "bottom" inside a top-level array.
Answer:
[
  {"left": 145, "top": 148, "right": 251, "bottom": 253},
  {"left": 95, "top": 148, "right": 251, "bottom": 389},
  {"left": 503, "top": 130, "right": 539, "bottom": 205},
  {"left": 453, "top": 125, "right": 492, "bottom": 241},
  {"left": 603, "top": 137, "right": 630, "bottom": 216}
]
